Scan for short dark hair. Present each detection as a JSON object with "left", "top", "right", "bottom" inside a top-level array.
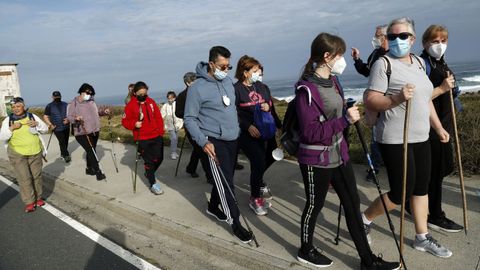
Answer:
[
  {"left": 133, "top": 81, "right": 149, "bottom": 93},
  {"left": 166, "top": 91, "right": 176, "bottom": 98},
  {"left": 183, "top": 72, "right": 196, "bottom": 85},
  {"left": 209, "top": 46, "right": 231, "bottom": 62},
  {"left": 78, "top": 83, "right": 96, "bottom": 96}
]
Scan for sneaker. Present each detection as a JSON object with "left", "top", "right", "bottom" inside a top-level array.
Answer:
[
  {"left": 150, "top": 183, "right": 164, "bottom": 195},
  {"left": 171, "top": 153, "right": 178, "bottom": 160},
  {"left": 263, "top": 199, "right": 272, "bottom": 209},
  {"left": 364, "top": 223, "right": 372, "bottom": 245},
  {"left": 231, "top": 223, "right": 253, "bottom": 244},
  {"left": 413, "top": 234, "right": 452, "bottom": 258},
  {"left": 235, "top": 162, "right": 244, "bottom": 170},
  {"left": 361, "top": 254, "right": 400, "bottom": 270},
  {"left": 297, "top": 247, "right": 333, "bottom": 268},
  {"left": 25, "top": 203, "right": 36, "bottom": 213},
  {"left": 366, "top": 168, "right": 379, "bottom": 182},
  {"left": 96, "top": 171, "right": 106, "bottom": 181},
  {"left": 85, "top": 167, "right": 96, "bottom": 175},
  {"left": 249, "top": 197, "right": 267, "bottom": 216},
  {"left": 428, "top": 212, "right": 463, "bottom": 233},
  {"left": 186, "top": 169, "right": 199, "bottom": 178},
  {"left": 35, "top": 199, "right": 45, "bottom": 207},
  {"left": 206, "top": 178, "right": 214, "bottom": 185},
  {"left": 63, "top": 155, "right": 71, "bottom": 163},
  {"left": 206, "top": 206, "right": 228, "bottom": 222},
  {"left": 260, "top": 185, "right": 273, "bottom": 200}
]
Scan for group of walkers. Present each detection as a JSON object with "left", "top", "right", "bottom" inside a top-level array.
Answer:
[{"left": 1, "top": 17, "right": 465, "bottom": 269}]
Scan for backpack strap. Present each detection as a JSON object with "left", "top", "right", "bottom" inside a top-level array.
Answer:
[
  {"left": 296, "top": 82, "right": 329, "bottom": 122},
  {"left": 411, "top": 53, "right": 426, "bottom": 71},
  {"left": 420, "top": 54, "right": 431, "bottom": 76},
  {"left": 379, "top": 55, "right": 392, "bottom": 85}
]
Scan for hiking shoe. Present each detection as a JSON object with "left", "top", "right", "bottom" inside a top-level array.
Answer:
[
  {"left": 260, "top": 185, "right": 273, "bottom": 200},
  {"left": 413, "top": 234, "right": 452, "bottom": 258},
  {"left": 364, "top": 223, "right": 372, "bottom": 245},
  {"left": 297, "top": 247, "right": 333, "bottom": 268},
  {"left": 96, "top": 171, "right": 106, "bottom": 181},
  {"left": 150, "top": 183, "right": 164, "bottom": 195},
  {"left": 361, "top": 254, "right": 400, "bottom": 270},
  {"left": 231, "top": 223, "right": 253, "bottom": 244},
  {"left": 25, "top": 203, "right": 36, "bottom": 213},
  {"left": 206, "top": 206, "right": 228, "bottom": 222},
  {"left": 366, "top": 168, "right": 379, "bottom": 182},
  {"left": 428, "top": 212, "right": 463, "bottom": 233},
  {"left": 85, "top": 167, "right": 96, "bottom": 175},
  {"left": 63, "top": 155, "right": 71, "bottom": 163},
  {"left": 35, "top": 199, "right": 45, "bottom": 207},
  {"left": 249, "top": 197, "right": 267, "bottom": 216}
]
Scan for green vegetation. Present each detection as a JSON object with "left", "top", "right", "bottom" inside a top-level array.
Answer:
[{"left": 15, "top": 94, "right": 480, "bottom": 175}]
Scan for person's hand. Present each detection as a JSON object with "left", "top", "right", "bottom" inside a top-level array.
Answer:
[
  {"left": 63, "top": 118, "right": 69, "bottom": 125},
  {"left": 203, "top": 142, "right": 216, "bottom": 159},
  {"left": 346, "top": 106, "right": 360, "bottom": 124},
  {"left": 400, "top": 83, "right": 415, "bottom": 102},
  {"left": 75, "top": 116, "right": 83, "bottom": 121},
  {"left": 435, "top": 127, "right": 450, "bottom": 143},
  {"left": 440, "top": 71, "right": 455, "bottom": 93},
  {"left": 104, "top": 108, "right": 111, "bottom": 115},
  {"left": 351, "top": 47, "right": 360, "bottom": 60},
  {"left": 9, "top": 122, "right": 22, "bottom": 131},
  {"left": 27, "top": 120, "right": 38, "bottom": 127},
  {"left": 48, "top": 123, "right": 56, "bottom": 130},
  {"left": 260, "top": 102, "right": 270, "bottom": 112},
  {"left": 135, "top": 121, "right": 142, "bottom": 128},
  {"left": 248, "top": 125, "right": 261, "bottom": 138}
]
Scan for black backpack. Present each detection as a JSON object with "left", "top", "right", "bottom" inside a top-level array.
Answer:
[{"left": 279, "top": 98, "right": 300, "bottom": 155}]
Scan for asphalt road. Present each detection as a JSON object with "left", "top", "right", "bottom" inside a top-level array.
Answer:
[{"left": 0, "top": 180, "right": 139, "bottom": 270}]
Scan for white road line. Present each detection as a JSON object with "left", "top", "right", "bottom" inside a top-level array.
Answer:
[{"left": 0, "top": 175, "right": 161, "bottom": 270}]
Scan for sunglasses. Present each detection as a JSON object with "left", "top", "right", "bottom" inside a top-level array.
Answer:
[
  {"left": 10, "top": 97, "right": 24, "bottom": 104},
  {"left": 213, "top": 63, "right": 233, "bottom": 71},
  {"left": 387, "top": 32, "right": 412, "bottom": 41}
]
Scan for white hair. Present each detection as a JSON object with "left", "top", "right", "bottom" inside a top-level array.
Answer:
[
  {"left": 387, "top": 17, "right": 415, "bottom": 36},
  {"left": 376, "top": 24, "right": 388, "bottom": 35}
]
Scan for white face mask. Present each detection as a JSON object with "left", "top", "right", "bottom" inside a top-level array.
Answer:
[
  {"left": 371, "top": 37, "right": 382, "bottom": 49},
  {"left": 213, "top": 68, "right": 228, "bottom": 80},
  {"left": 249, "top": 71, "right": 261, "bottom": 84},
  {"left": 330, "top": 56, "right": 347, "bottom": 75},
  {"left": 258, "top": 75, "right": 263, "bottom": 82},
  {"left": 428, "top": 43, "right": 447, "bottom": 60},
  {"left": 83, "top": 94, "right": 91, "bottom": 101}
]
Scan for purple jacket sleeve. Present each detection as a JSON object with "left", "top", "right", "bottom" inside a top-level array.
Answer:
[{"left": 295, "top": 88, "right": 349, "bottom": 145}]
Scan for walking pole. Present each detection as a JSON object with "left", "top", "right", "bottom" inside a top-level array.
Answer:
[
  {"left": 449, "top": 89, "right": 468, "bottom": 234},
  {"left": 46, "top": 130, "right": 54, "bottom": 151},
  {"left": 174, "top": 130, "right": 187, "bottom": 177},
  {"left": 334, "top": 203, "right": 342, "bottom": 245},
  {"left": 346, "top": 98, "right": 407, "bottom": 269},
  {"left": 209, "top": 156, "right": 260, "bottom": 247},
  {"left": 108, "top": 116, "right": 119, "bottom": 173},
  {"left": 400, "top": 99, "right": 412, "bottom": 269},
  {"left": 133, "top": 104, "right": 144, "bottom": 193}
]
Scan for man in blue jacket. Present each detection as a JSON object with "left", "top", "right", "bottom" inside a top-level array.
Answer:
[
  {"left": 43, "top": 91, "right": 71, "bottom": 162},
  {"left": 184, "top": 46, "right": 253, "bottom": 244}
]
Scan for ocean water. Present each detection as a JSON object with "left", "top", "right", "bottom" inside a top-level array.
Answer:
[{"left": 269, "top": 60, "right": 480, "bottom": 103}]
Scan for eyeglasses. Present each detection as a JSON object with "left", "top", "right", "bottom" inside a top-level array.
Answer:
[
  {"left": 213, "top": 63, "right": 232, "bottom": 71},
  {"left": 387, "top": 32, "right": 412, "bottom": 41}
]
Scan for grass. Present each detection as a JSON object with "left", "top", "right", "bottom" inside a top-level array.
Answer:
[{"left": 12, "top": 94, "right": 480, "bottom": 175}]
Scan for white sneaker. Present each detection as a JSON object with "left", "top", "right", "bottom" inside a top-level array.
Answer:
[
  {"left": 171, "top": 153, "right": 178, "bottom": 160},
  {"left": 413, "top": 234, "right": 452, "bottom": 258}
]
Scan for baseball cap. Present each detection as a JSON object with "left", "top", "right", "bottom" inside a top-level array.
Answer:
[{"left": 52, "top": 91, "right": 61, "bottom": 97}]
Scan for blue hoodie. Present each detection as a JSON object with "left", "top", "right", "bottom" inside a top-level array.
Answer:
[{"left": 184, "top": 62, "right": 240, "bottom": 147}]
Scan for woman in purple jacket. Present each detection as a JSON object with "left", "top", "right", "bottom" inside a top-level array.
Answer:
[{"left": 295, "top": 33, "right": 399, "bottom": 270}]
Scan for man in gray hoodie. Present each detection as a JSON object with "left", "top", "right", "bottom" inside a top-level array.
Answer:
[{"left": 184, "top": 46, "right": 253, "bottom": 244}]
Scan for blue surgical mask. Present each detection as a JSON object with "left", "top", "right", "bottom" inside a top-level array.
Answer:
[
  {"left": 213, "top": 68, "right": 228, "bottom": 81},
  {"left": 388, "top": 38, "right": 411, "bottom": 58}
]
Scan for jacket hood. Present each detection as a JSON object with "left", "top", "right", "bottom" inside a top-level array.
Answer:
[{"left": 196, "top": 61, "right": 226, "bottom": 83}]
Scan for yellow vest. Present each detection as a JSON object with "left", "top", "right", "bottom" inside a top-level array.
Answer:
[{"left": 9, "top": 116, "right": 42, "bottom": 156}]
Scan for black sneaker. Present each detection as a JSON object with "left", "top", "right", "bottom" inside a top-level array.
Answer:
[
  {"left": 96, "top": 171, "right": 106, "bottom": 181},
  {"left": 297, "top": 247, "right": 333, "bottom": 268},
  {"left": 231, "top": 223, "right": 253, "bottom": 244},
  {"left": 428, "top": 212, "right": 463, "bottom": 233},
  {"left": 86, "top": 167, "right": 96, "bottom": 175},
  {"left": 206, "top": 178, "right": 214, "bottom": 185},
  {"left": 365, "top": 168, "right": 379, "bottom": 182},
  {"left": 186, "top": 170, "right": 199, "bottom": 178},
  {"left": 63, "top": 155, "right": 71, "bottom": 163},
  {"left": 206, "top": 206, "right": 228, "bottom": 223},
  {"left": 361, "top": 254, "right": 400, "bottom": 270},
  {"left": 235, "top": 162, "right": 244, "bottom": 170}
]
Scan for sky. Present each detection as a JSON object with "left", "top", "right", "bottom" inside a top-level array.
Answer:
[{"left": 1, "top": 0, "right": 479, "bottom": 105}]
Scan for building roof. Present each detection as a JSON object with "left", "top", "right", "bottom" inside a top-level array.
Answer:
[{"left": 0, "top": 63, "right": 18, "bottom": 66}]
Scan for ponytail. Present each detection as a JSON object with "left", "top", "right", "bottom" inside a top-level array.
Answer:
[{"left": 300, "top": 58, "right": 316, "bottom": 80}]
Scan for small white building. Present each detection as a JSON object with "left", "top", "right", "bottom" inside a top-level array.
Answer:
[{"left": 0, "top": 63, "right": 21, "bottom": 117}]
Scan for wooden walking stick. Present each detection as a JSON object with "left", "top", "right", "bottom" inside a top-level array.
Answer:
[
  {"left": 449, "top": 90, "right": 468, "bottom": 234},
  {"left": 174, "top": 131, "right": 187, "bottom": 177},
  {"left": 400, "top": 98, "right": 412, "bottom": 268}
]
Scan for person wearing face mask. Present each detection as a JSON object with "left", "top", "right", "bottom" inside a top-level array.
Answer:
[
  {"left": 418, "top": 25, "right": 463, "bottom": 233},
  {"left": 295, "top": 32, "right": 399, "bottom": 269},
  {"left": 362, "top": 18, "right": 453, "bottom": 258},
  {"left": 122, "top": 81, "right": 165, "bottom": 195},
  {"left": 161, "top": 91, "right": 183, "bottom": 160},
  {"left": 0, "top": 97, "right": 48, "bottom": 213},
  {"left": 233, "top": 55, "right": 282, "bottom": 216},
  {"left": 43, "top": 91, "right": 71, "bottom": 162},
  {"left": 351, "top": 25, "right": 389, "bottom": 77},
  {"left": 184, "top": 46, "right": 253, "bottom": 244},
  {"left": 67, "top": 83, "right": 111, "bottom": 181}
]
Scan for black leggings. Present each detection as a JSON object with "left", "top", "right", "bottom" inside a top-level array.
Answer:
[
  {"left": 299, "top": 162, "right": 373, "bottom": 264},
  {"left": 238, "top": 132, "right": 276, "bottom": 198},
  {"left": 379, "top": 141, "right": 431, "bottom": 205},
  {"left": 54, "top": 127, "right": 70, "bottom": 157},
  {"left": 76, "top": 132, "right": 100, "bottom": 172},
  {"left": 138, "top": 136, "right": 164, "bottom": 186}
]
